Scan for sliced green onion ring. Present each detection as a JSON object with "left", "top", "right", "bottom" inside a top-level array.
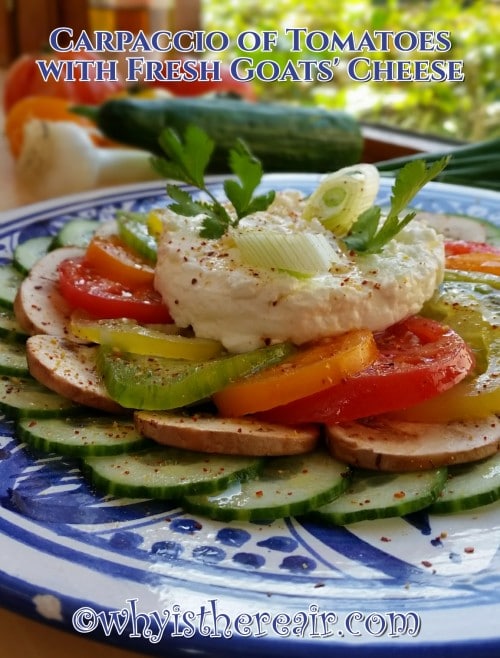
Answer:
[
  {"left": 233, "top": 228, "right": 342, "bottom": 276},
  {"left": 303, "top": 164, "right": 380, "bottom": 236}
]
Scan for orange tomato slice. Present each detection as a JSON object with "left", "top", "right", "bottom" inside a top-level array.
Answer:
[
  {"left": 85, "top": 235, "right": 155, "bottom": 288},
  {"left": 446, "top": 252, "right": 500, "bottom": 276},
  {"left": 213, "top": 329, "right": 378, "bottom": 417}
]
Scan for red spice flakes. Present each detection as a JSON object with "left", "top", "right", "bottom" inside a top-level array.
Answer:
[
  {"left": 464, "top": 546, "right": 475, "bottom": 554},
  {"left": 380, "top": 536, "right": 392, "bottom": 543},
  {"left": 421, "top": 560, "right": 433, "bottom": 568},
  {"left": 255, "top": 490, "right": 264, "bottom": 497},
  {"left": 393, "top": 490, "right": 406, "bottom": 499}
]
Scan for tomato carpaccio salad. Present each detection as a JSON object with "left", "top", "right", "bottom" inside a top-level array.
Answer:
[{"left": 52, "top": 193, "right": 499, "bottom": 441}]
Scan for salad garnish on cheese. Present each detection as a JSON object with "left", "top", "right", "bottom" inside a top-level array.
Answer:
[
  {"left": 154, "top": 125, "right": 447, "bottom": 351},
  {"left": 154, "top": 188, "right": 445, "bottom": 353}
]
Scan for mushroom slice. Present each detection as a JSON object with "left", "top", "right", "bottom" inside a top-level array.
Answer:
[
  {"left": 26, "top": 334, "right": 122, "bottom": 413},
  {"left": 135, "top": 411, "right": 319, "bottom": 456},
  {"left": 14, "top": 247, "right": 85, "bottom": 339},
  {"left": 326, "top": 416, "right": 500, "bottom": 471}
]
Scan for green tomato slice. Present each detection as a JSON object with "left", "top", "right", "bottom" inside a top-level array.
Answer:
[{"left": 97, "top": 341, "right": 295, "bottom": 410}]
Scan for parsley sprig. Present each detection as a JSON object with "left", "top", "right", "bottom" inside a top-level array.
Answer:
[
  {"left": 152, "top": 126, "right": 449, "bottom": 251},
  {"left": 344, "top": 157, "right": 450, "bottom": 253},
  {"left": 152, "top": 125, "right": 275, "bottom": 239}
]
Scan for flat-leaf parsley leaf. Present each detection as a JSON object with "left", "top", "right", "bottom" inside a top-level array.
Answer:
[
  {"left": 344, "top": 157, "right": 450, "bottom": 253},
  {"left": 152, "top": 126, "right": 275, "bottom": 239}
]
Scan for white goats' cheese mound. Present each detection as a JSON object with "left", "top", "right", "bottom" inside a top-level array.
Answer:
[{"left": 154, "top": 191, "right": 445, "bottom": 353}]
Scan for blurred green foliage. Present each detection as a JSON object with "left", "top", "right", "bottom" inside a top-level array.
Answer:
[{"left": 202, "top": 0, "right": 500, "bottom": 141}]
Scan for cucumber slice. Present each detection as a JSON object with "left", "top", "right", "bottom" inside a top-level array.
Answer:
[
  {"left": 0, "top": 264, "right": 24, "bottom": 310},
  {"left": 97, "top": 342, "right": 294, "bottom": 410},
  {"left": 0, "top": 309, "right": 29, "bottom": 342},
  {"left": 0, "top": 375, "right": 81, "bottom": 419},
  {"left": 429, "top": 452, "right": 500, "bottom": 514},
  {"left": 182, "top": 450, "right": 351, "bottom": 522},
  {"left": 84, "top": 447, "right": 263, "bottom": 499},
  {"left": 13, "top": 236, "right": 52, "bottom": 275},
  {"left": 309, "top": 468, "right": 447, "bottom": 525},
  {"left": 17, "top": 415, "right": 149, "bottom": 457},
  {"left": 0, "top": 341, "right": 29, "bottom": 376},
  {"left": 116, "top": 211, "right": 157, "bottom": 263},
  {"left": 51, "top": 219, "right": 99, "bottom": 249},
  {"left": 415, "top": 212, "right": 500, "bottom": 246}
]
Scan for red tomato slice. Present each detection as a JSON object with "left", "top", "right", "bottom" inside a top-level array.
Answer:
[
  {"left": 259, "top": 316, "right": 475, "bottom": 425},
  {"left": 58, "top": 257, "right": 172, "bottom": 324},
  {"left": 445, "top": 240, "right": 500, "bottom": 256}
]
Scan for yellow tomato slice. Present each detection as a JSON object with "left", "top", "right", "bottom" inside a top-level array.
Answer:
[
  {"left": 70, "top": 313, "right": 223, "bottom": 361},
  {"left": 214, "top": 329, "right": 378, "bottom": 417},
  {"left": 85, "top": 235, "right": 155, "bottom": 287},
  {"left": 446, "top": 252, "right": 500, "bottom": 276}
]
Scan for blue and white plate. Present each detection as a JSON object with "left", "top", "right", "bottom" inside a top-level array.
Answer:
[{"left": 1, "top": 175, "right": 499, "bottom": 657}]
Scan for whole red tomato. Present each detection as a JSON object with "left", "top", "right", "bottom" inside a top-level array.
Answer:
[
  {"left": 3, "top": 51, "right": 124, "bottom": 112},
  {"left": 145, "top": 58, "right": 256, "bottom": 100}
]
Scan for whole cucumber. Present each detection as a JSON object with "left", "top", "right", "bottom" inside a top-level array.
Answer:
[{"left": 91, "top": 96, "right": 363, "bottom": 173}]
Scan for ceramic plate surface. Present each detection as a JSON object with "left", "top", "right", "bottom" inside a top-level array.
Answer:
[{"left": 1, "top": 175, "right": 499, "bottom": 657}]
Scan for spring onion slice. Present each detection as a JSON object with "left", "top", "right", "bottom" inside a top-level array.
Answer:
[
  {"left": 233, "top": 228, "right": 341, "bottom": 276},
  {"left": 69, "top": 313, "right": 223, "bottom": 361},
  {"left": 303, "top": 164, "right": 380, "bottom": 236}
]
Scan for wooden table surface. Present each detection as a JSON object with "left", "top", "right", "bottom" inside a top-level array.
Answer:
[{"left": 0, "top": 69, "right": 159, "bottom": 658}]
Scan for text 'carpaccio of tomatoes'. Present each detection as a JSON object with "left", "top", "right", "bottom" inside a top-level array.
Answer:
[{"left": 258, "top": 316, "right": 475, "bottom": 425}]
